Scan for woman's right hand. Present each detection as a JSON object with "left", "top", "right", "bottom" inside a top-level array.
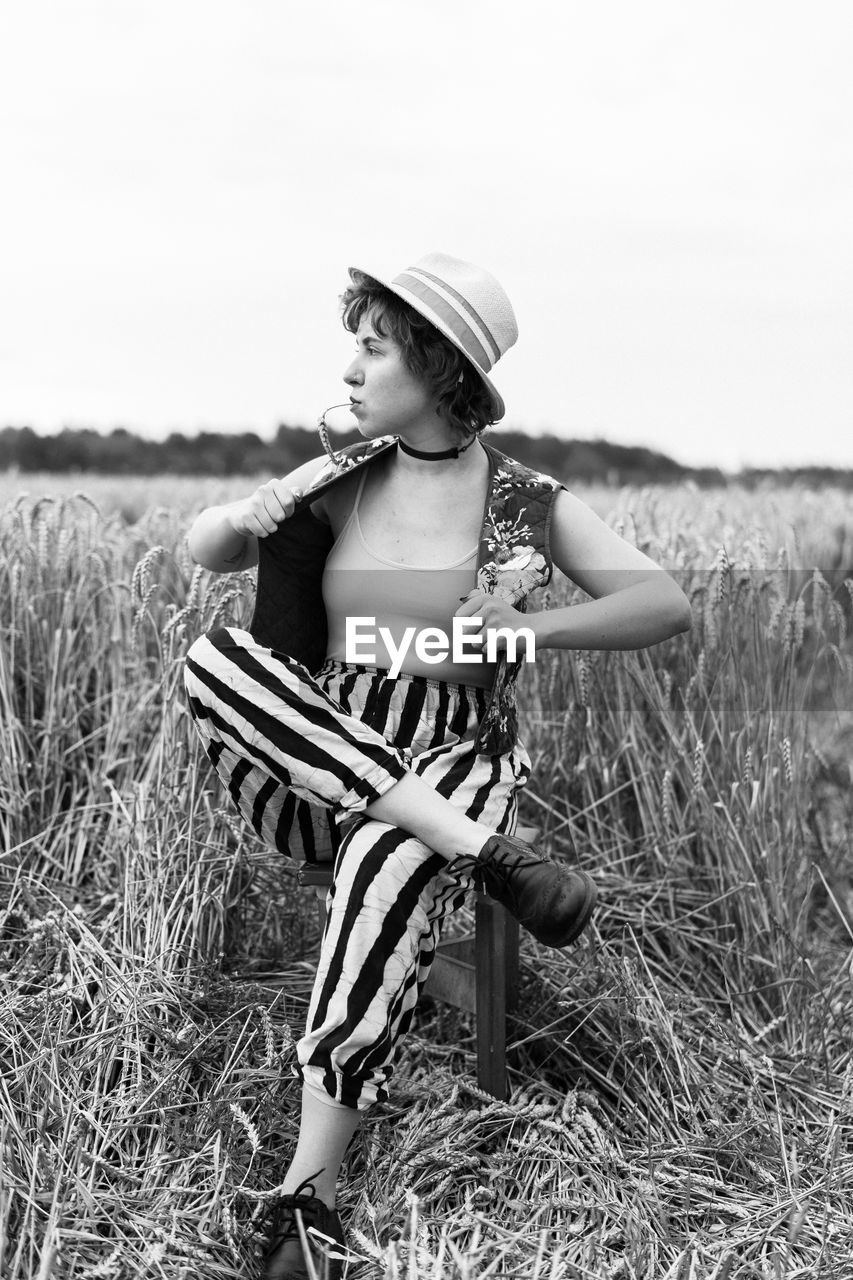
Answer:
[{"left": 226, "top": 481, "right": 305, "bottom": 538}]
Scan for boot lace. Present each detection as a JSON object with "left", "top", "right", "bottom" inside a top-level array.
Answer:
[
  {"left": 476, "top": 836, "right": 552, "bottom": 912},
  {"left": 267, "top": 1170, "right": 328, "bottom": 1252}
]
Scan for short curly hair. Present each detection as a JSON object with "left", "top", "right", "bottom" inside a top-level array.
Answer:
[{"left": 340, "top": 269, "right": 495, "bottom": 442}]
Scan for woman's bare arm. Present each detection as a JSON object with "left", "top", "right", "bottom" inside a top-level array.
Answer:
[
  {"left": 187, "top": 454, "right": 330, "bottom": 574},
  {"left": 531, "top": 488, "right": 691, "bottom": 650}
]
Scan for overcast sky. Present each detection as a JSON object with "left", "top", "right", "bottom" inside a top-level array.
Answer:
[{"left": 1, "top": 1, "right": 851, "bottom": 471}]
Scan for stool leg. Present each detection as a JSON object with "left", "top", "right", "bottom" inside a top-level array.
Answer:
[
  {"left": 505, "top": 911, "right": 520, "bottom": 1013},
  {"left": 475, "top": 895, "right": 510, "bottom": 1100}
]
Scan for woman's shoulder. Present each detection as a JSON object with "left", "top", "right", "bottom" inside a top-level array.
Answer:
[
  {"left": 299, "top": 436, "right": 397, "bottom": 524},
  {"left": 311, "top": 466, "right": 363, "bottom": 527},
  {"left": 311, "top": 441, "right": 396, "bottom": 528},
  {"left": 482, "top": 441, "right": 564, "bottom": 494}
]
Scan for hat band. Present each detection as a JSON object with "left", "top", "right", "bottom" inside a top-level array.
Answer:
[
  {"left": 406, "top": 267, "right": 503, "bottom": 364},
  {"left": 395, "top": 270, "right": 501, "bottom": 371}
]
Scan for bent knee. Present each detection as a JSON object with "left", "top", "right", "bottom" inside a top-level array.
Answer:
[
  {"left": 186, "top": 625, "right": 248, "bottom": 663},
  {"left": 184, "top": 626, "right": 256, "bottom": 681},
  {"left": 183, "top": 628, "right": 247, "bottom": 711}
]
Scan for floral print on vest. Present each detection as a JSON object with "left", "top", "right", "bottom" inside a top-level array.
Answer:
[{"left": 466, "top": 457, "right": 562, "bottom": 754}]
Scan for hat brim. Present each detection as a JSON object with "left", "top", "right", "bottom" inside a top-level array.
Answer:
[{"left": 348, "top": 265, "right": 506, "bottom": 422}]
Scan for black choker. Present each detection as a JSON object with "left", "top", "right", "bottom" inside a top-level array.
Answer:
[{"left": 397, "top": 436, "right": 475, "bottom": 460}]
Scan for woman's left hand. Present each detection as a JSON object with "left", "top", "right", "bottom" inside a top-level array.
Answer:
[{"left": 454, "top": 591, "right": 532, "bottom": 655}]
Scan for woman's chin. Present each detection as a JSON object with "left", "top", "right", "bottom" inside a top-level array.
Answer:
[{"left": 357, "top": 420, "right": 392, "bottom": 441}]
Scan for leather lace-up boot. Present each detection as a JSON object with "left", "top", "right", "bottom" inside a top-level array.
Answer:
[
  {"left": 475, "top": 833, "right": 597, "bottom": 948},
  {"left": 261, "top": 1172, "right": 346, "bottom": 1280}
]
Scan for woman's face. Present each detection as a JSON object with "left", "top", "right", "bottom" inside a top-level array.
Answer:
[{"left": 343, "top": 311, "right": 437, "bottom": 439}]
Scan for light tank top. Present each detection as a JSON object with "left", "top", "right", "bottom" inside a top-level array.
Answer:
[{"left": 322, "top": 467, "right": 497, "bottom": 689}]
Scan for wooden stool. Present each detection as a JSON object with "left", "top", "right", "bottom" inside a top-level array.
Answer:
[{"left": 295, "top": 824, "right": 538, "bottom": 1101}]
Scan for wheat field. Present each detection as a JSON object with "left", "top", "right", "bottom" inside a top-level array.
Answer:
[{"left": 1, "top": 473, "right": 851, "bottom": 1279}]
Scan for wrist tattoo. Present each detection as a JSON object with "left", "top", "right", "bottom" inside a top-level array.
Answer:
[{"left": 224, "top": 540, "right": 248, "bottom": 568}]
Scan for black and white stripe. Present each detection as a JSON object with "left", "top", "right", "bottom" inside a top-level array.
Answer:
[{"left": 183, "top": 626, "right": 530, "bottom": 1109}]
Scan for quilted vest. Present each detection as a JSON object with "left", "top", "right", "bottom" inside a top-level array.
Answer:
[{"left": 249, "top": 435, "right": 564, "bottom": 755}]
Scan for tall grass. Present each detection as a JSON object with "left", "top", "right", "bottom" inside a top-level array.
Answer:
[{"left": 1, "top": 480, "right": 851, "bottom": 1278}]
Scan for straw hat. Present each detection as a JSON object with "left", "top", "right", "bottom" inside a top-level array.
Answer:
[{"left": 348, "top": 252, "right": 518, "bottom": 421}]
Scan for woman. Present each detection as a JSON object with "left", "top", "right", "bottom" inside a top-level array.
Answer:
[{"left": 184, "top": 253, "right": 691, "bottom": 1279}]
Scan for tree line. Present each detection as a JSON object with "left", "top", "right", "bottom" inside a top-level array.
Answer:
[{"left": 1, "top": 424, "right": 849, "bottom": 488}]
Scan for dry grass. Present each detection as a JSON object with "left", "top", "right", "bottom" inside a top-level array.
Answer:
[{"left": 1, "top": 478, "right": 851, "bottom": 1278}]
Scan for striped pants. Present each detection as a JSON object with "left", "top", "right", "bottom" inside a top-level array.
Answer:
[{"left": 183, "top": 627, "right": 531, "bottom": 1111}]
